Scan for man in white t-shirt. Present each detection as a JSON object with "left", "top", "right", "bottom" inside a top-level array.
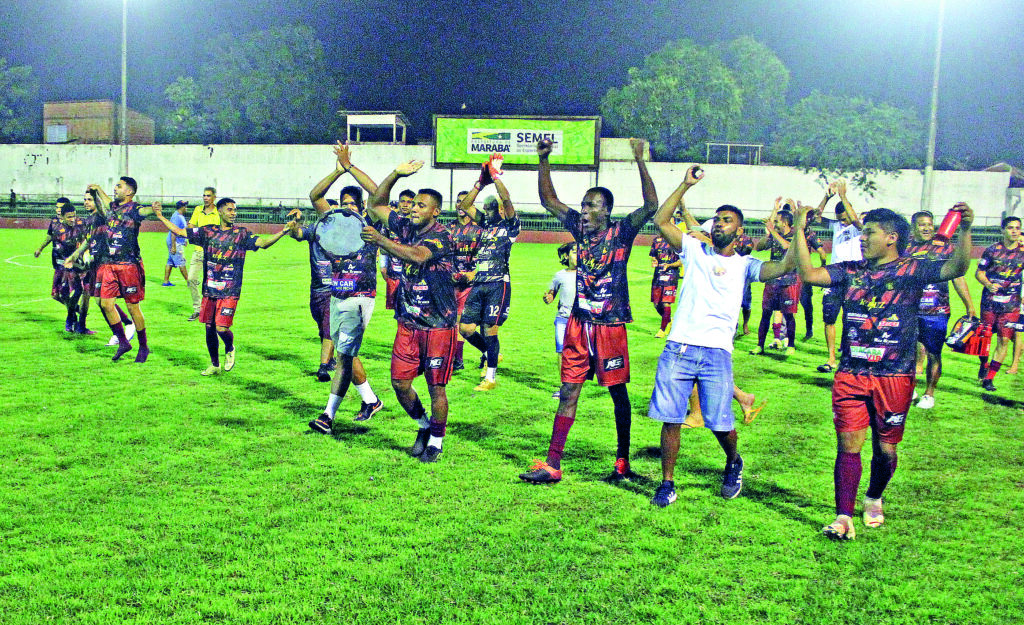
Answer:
[
  {"left": 648, "top": 167, "right": 795, "bottom": 508},
  {"left": 543, "top": 242, "right": 577, "bottom": 398},
  {"left": 812, "top": 180, "right": 862, "bottom": 372}
]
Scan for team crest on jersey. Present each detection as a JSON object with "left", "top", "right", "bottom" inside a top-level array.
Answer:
[
  {"left": 427, "top": 357, "right": 444, "bottom": 369},
  {"left": 878, "top": 315, "right": 900, "bottom": 328},
  {"left": 603, "top": 356, "right": 624, "bottom": 371},
  {"left": 713, "top": 265, "right": 726, "bottom": 276},
  {"left": 883, "top": 411, "right": 906, "bottom": 426}
]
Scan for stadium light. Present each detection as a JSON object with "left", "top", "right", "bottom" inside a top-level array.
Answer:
[{"left": 920, "top": 0, "right": 946, "bottom": 213}]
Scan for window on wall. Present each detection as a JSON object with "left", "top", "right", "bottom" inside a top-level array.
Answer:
[{"left": 46, "top": 124, "right": 68, "bottom": 143}]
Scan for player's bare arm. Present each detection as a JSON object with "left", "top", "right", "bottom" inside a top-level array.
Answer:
[
  {"left": 625, "top": 138, "right": 661, "bottom": 230},
  {"left": 543, "top": 289, "right": 556, "bottom": 304},
  {"left": 653, "top": 165, "right": 703, "bottom": 251},
  {"left": 256, "top": 210, "right": 302, "bottom": 249},
  {"left": 63, "top": 235, "right": 92, "bottom": 268},
  {"left": 360, "top": 225, "right": 434, "bottom": 264},
  {"left": 367, "top": 160, "right": 423, "bottom": 224},
  {"left": 88, "top": 185, "right": 111, "bottom": 216},
  {"left": 835, "top": 180, "right": 862, "bottom": 229},
  {"left": 938, "top": 202, "right": 973, "bottom": 282},
  {"left": 813, "top": 184, "right": 835, "bottom": 224},
  {"left": 33, "top": 234, "right": 53, "bottom": 257},
  {"left": 536, "top": 139, "right": 571, "bottom": 222},
  {"left": 335, "top": 141, "right": 379, "bottom": 195},
  {"left": 308, "top": 143, "right": 349, "bottom": 214},
  {"left": 792, "top": 202, "right": 832, "bottom": 286},
  {"left": 152, "top": 202, "right": 187, "bottom": 237},
  {"left": 493, "top": 178, "right": 515, "bottom": 220},
  {"left": 953, "top": 275, "right": 977, "bottom": 317}
]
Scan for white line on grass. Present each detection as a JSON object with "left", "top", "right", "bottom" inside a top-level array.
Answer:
[
  {"left": 0, "top": 297, "right": 50, "bottom": 308},
  {"left": 5, "top": 254, "right": 48, "bottom": 269}
]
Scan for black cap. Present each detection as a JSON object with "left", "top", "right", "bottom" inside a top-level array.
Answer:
[{"left": 176, "top": 200, "right": 189, "bottom": 208}]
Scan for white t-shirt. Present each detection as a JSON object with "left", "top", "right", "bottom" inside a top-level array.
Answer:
[
  {"left": 667, "top": 234, "right": 764, "bottom": 352},
  {"left": 830, "top": 221, "right": 862, "bottom": 262},
  {"left": 549, "top": 269, "right": 576, "bottom": 318}
]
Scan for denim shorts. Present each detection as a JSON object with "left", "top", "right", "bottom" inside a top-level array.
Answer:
[{"left": 648, "top": 341, "right": 735, "bottom": 431}]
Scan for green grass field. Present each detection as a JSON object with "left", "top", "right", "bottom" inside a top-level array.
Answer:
[{"left": 1, "top": 228, "right": 1022, "bottom": 625}]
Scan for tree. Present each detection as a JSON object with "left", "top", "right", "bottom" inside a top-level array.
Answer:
[
  {"left": 156, "top": 25, "right": 337, "bottom": 144},
  {"left": 715, "top": 36, "right": 789, "bottom": 145},
  {"left": 772, "top": 91, "right": 926, "bottom": 193},
  {"left": 0, "top": 58, "right": 38, "bottom": 143},
  {"left": 601, "top": 40, "right": 742, "bottom": 161}
]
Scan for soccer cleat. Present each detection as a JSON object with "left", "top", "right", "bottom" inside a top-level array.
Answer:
[
  {"left": 354, "top": 399, "right": 383, "bottom": 422},
  {"left": 106, "top": 334, "right": 120, "bottom": 347},
  {"left": 187, "top": 311, "right": 200, "bottom": 322},
  {"left": 604, "top": 457, "right": 632, "bottom": 483},
  {"left": 721, "top": 456, "right": 744, "bottom": 499},
  {"left": 651, "top": 481, "right": 677, "bottom": 508},
  {"left": 822, "top": 515, "right": 856, "bottom": 540},
  {"left": 201, "top": 365, "right": 221, "bottom": 376},
  {"left": 785, "top": 346, "right": 796, "bottom": 356},
  {"left": 654, "top": 328, "right": 666, "bottom": 339},
  {"left": 161, "top": 282, "right": 174, "bottom": 286},
  {"left": 519, "top": 460, "right": 562, "bottom": 483},
  {"left": 863, "top": 496, "right": 885, "bottom": 528},
  {"left": 474, "top": 379, "right": 497, "bottom": 392},
  {"left": 418, "top": 445, "right": 442, "bottom": 463},
  {"left": 124, "top": 323, "right": 136, "bottom": 343},
  {"left": 916, "top": 394, "right": 935, "bottom": 410},
  {"left": 749, "top": 346, "right": 764, "bottom": 355},
  {"left": 112, "top": 342, "right": 133, "bottom": 362},
  {"left": 224, "top": 349, "right": 235, "bottom": 371},
  {"left": 75, "top": 324, "right": 96, "bottom": 335},
  {"left": 308, "top": 413, "right": 334, "bottom": 434},
  {"left": 981, "top": 379, "right": 996, "bottom": 392},
  {"left": 316, "top": 364, "right": 332, "bottom": 382},
  {"left": 409, "top": 428, "right": 431, "bottom": 457}
]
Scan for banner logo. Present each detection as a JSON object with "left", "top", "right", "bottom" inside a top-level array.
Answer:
[{"left": 468, "top": 129, "right": 564, "bottom": 155}]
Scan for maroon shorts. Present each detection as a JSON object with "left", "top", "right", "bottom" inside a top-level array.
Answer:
[
  {"left": 762, "top": 281, "right": 800, "bottom": 314},
  {"left": 310, "top": 290, "right": 331, "bottom": 340},
  {"left": 385, "top": 277, "right": 400, "bottom": 310},
  {"left": 391, "top": 324, "right": 457, "bottom": 385},
  {"left": 98, "top": 263, "right": 145, "bottom": 304},
  {"left": 51, "top": 267, "right": 82, "bottom": 304},
  {"left": 981, "top": 309, "right": 1022, "bottom": 339},
  {"left": 561, "top": 315, "right": 629, "bottom": 387},
  {"left": 199, "top": 296, "right": 240, "bottom": 328},
  {"left": 455, "top": 286, "right": 472, "bottom": 316},
  {"left": 832, "top": 372, "right": 913, "bottom": 444},
  {"left": 651, "top": 285, "right": 677, "bottom": 304}
]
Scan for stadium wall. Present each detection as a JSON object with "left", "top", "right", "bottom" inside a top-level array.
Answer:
[{"left": 0, "top": 143, "right": 1011, "bottom": 225}]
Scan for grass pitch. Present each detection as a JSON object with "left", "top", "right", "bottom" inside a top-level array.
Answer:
[{"left": 1, "top": 228, "right": 1021, "bottom": 624}]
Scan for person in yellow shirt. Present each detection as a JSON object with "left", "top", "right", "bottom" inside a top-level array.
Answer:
[{"left": 186, "top": 187, "right": 221, "bottom": 320}]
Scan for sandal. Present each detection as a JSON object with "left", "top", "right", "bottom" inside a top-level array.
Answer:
[
  {"left": 822, "top": 516, "right": 856, "bottom": 541},
  {"left": 816, "top": 363, "right": 835, "bottom": 373},
  {"left": 742, "top": 399, "right": 768, "bottom": 424}
]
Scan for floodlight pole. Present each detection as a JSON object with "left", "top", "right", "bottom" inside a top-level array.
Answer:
[
  {"left": 920, "top": 0, "right": 945, "bottom": 213},
  {"left": 120, "top": 0, "right": 129, "bottom": 174}
]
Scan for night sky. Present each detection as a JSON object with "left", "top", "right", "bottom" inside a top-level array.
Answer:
[{"left": 3, "top": 0, "right": 1022, "bottom": 166}]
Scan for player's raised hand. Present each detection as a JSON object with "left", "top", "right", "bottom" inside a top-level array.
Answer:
[
  {"left": 795, "top": 201, "right": 814, "bottom": 226},
  {"left": 835, "top": 179, "right": 848, "bottom": 196},
  {"left": 395, "top": 160, "right": 424, "bottom": 177},
  {"left": 684, "top": 165, "right": 704, "bottom": 186},
  {"left": 287, "top": 208, "right": 303, "bottom": 222},
  {"left": 537, "top": 139, "right": 554, "bottom": 158},
  {"left": 334, "top": 141, "right": 352, "bottom": 170},
  {"left": 953, "top": 202, "right": 974, "bottom": 229},
  {"left": 825, "top": 182, "right": 836, "bottom": 198},
  {"left": 360, "top": 225, "right": 384, "bottom": 244},
  {"left": 629, "top": 138, "right": 646, "bottom": 161},
  {"left": 151, "top": 201, "right": 163, "bottom": 217}
]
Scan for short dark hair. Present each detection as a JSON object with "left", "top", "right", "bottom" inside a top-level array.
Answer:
[
  {"left": 326, "top": 199, "right": 339, "bottom": 207},
  {"left": 863, "top": 208, "right": 910, "bottom": 255},
  {"left": 60, "top": 203, "right": 76, "bottom": 215},
  {"left": 216, "top": 197, "right": 235, "bottom": 209},
  {"left": 204, "top": 186, "right": 216, "bottom": 195},
  {"left": 1002, "top": 216, "right": 1021, "bottom": 229},
  {"left": 340, "top": 185, "right": 363, "bottom": 209},
  {"left": 777, "top": 211, "right": 794, "bottom": 227},
  {"left": 835, "top": 201, "right": 847, "bottom": 217},
  {"left": 418, "top": 188, "right": 443, "bottom": 210},
  {"left": 584, "top": 187, "right": 614, "bottom": 211},
  {"left": 456, "top": 190, "right": 469, "bottom": 199},
  {"left": 56, "top": 196, "right": 71, "bottom": 206},
  {"left": 715, "top": 204, "right": 744, "bottom": 224},
  {"left": 911, "top": 210, "right": 934, "bottom": 225},
  {"left": 557, "top": 242, "right": 574, "bottom": 267},
  {"left": 120, "top": 176, "right": 138, "bottom": 195},
  {"left": 399, "top": 189, "right": 416, "bottom": 201}
]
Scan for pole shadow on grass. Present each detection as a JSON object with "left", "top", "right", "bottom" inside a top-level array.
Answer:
[{"left": 980, "top": 392, "right": 1024, "bottom": 409}]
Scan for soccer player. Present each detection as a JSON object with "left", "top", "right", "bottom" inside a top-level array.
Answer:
[
  {"left": 186, "top": 187, "right": 221, "bottom": 321},
  {"left": 88, "top": 178, "right": 153, "bottom": 363},
  {"left": 650, "top": 213, "right": 682, "bottom": 339},
  {"left": 451, "top": 190, "right": 482, "bottom": 372},
  {"left": 519, "top": 137, "right": 657, "bottom": 484},
  {"left": 457, "top": 160, "right": 519, "bottom": 391},
  {"left": 975, "top": 215, "right": 1024, "bottom": 391},
  {"left": 793, "top": 202, "right": 972, "bottom": 540},
  {"left": 648, "top": 167, "right": 795, "bottom": 507},
  {"left": 813, "top": 181, "right": 862, "bottom": 373},
  {"left": 40, "top": 202, "right": 89, "bottom": 332},
  {"left": 379, "top": 189, "right": 416, "bottom": 311},
  {"left": 153, "top": 198, "right": 298, "bottom": 375},
  {"left": 34, "top": 199, "right": 69, "bottom": 276},
  {"left": 544, "top": 242, "right": 577, "bottom": 398},
  {"left": 751, "top": 202, "right": 801, "bottom": 356},
  {"left": 359, "top": 160, "right": 458, "bottom": 463},
  {"left": 906, "top": 211, "right": 976, "bottom": 408},
  {"left": 302, "top": 142, "right": 385, "bottom": 426},
  {"left": 162, "top": 200, "right": 190, "bottom": 286}
]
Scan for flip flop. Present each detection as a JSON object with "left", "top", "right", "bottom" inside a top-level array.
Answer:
[
  {"left": 742, "top": 399, "right": 768, "bottom": 424},
  {"left": 816, "top": 363, "right": 834, "bottom": 373}
]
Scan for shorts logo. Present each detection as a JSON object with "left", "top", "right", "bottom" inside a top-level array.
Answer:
[
  {"left": 427, "top": 357, "right": 444, "bottom": 369},
  {"left": 125, "top": 286, "right": 137, "bottom": 294},
  {"left": 220, "top": 307, "right": 234, "bottom": 316},
  {"left": 603, "top": 356, "right": 624, "bottom": 371},
  {"left": 883, "top": 411, "right": 906, "bottom": 426}
]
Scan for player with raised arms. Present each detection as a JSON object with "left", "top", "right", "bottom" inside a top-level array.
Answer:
[
  {"left": 359, "top": 160, "right": 458, "bottom": 463},
  {"left": 519, "top": 137, "right": 657, "bottom": 484},
  {"left": 649, "top": 207, "right": 682, "bottom": 339},
  {"left": 793, "top": 201, "right": 972, "bottom": 539},
  {"left": 153, "top": 199, "right": 299, "bottom": 375},
  {"left": 41, "top": 201, "right": 89, "bottom": 333}
]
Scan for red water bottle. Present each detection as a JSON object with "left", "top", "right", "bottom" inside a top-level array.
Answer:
[{"left": 934, "top": 206, "right": 963, "bottom": 242}]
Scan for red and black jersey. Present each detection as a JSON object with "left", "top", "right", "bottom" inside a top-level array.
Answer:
[
  {"left": 186, "top": 225, "right": 261, "bottom": 298},
  {"left": 826, "top": 256, "right": 945, "bottom": 376},
  {"left": 906, "top": 238, "right": 956, "bottom": 316},
  {"left": 765, "top": 228, "right": 820, "bottom": 286},
  {"left": 649, "top": 235, "right": 680, "bottom": 289},
  {"left": 102, "top": 201, "right": 145, "bottom": 265},
  {"left": 564, "top": 210, "right": 641, "bottom": 325},
  {"left": 978, "top": 242, "right": 1024, "bottom": 314},
  {"left": 734, "top": 234, "right": 755, "bottom": 257},
  {"left": 46, "top": 217, "right": 61, "bottom": 269},
  {"left": 86, "top": 212, "right": 107, "bottom": 268},
  {"left": 51, "top": 218, "right": 89, "bottom": 264},
  {"left": 472, "top": 215, "right": 520, "bottom": 283},
  {"left": 451, "top": 221, "right": 482, "bottom": 280},
  {"left": 329, "top": 233, "right": 377, "bottom": 300},
  {"left": 387, "top": 212, "right": 457, "bottom": 330}
]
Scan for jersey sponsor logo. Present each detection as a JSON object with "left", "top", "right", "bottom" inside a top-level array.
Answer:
[
  {"left": 877, "top": 315, "right": 900, "bottom": 329},
  {"left": 220, "top": 306, "right": 235, "bottom": 316},
  {"left": 427, "top": 356, "right": 444, "bottom": 369},
  {"left": 713, "top": 265, "right": 727, "bottom": 276},
  {"left": 125, "top": 286, "right": 137, "bottom": 294},
  {"left": 883, "top": 411, "right": 906, "bottom": 426},
  {"left": 603, "top": 356, "right": 625, "bottom": 371},
  {"left": 850, "top": 344, "right": 885, "bottom": 362}
]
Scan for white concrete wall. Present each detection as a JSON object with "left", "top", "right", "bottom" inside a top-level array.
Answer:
[{"left": 1, "top": 143, "right": 1010, "bottom": 225}]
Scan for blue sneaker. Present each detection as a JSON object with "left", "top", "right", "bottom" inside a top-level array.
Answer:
[
  {"left": 721, "top": 456, "right": 744, "bottom": 499},
  {"left": 651, "top": 481, "right": 677, "bottom": 508}
]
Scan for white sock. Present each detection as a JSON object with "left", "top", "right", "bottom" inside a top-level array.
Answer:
[
  {"left": 354, "top": 381, "right": 378, "bottom": 404},
  {"left": 428, "top": 435, "right": 443, "bottom": 449},
  {"left": 486, "top": 367, "right": 496, "bottom": 382},
  {"left": 416, "top": 416, "right": 430, "bottom": 429},
  {"left": 324, "top": 393, "right": 341, "bottom": 419}
]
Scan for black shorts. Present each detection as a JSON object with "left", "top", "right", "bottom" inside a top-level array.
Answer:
[
  {"left": 462, "top": 281, "right": 511, "bottom": 327},
  {"left": 918, "top": 315, "right": 949, "bottom": 355},
  {"left": 822, "top": 285, "right": 843, "bottom": 325}
]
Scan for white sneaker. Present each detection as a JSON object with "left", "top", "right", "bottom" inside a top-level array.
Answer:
[
  {"left": 912, "top": 389, "right": 919, "bottom": 401},
  {"left": 124, "top": 323, "right": 136, "bottom": 343},
  {"left": 917, "top": 394, "right": 935, "bottom": 409},
  {"left": 106, "top": 334, "right": 119, "bottom": 346},
  {"left": 224, "top": 349, "right": 235, "bottom": 371}
]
